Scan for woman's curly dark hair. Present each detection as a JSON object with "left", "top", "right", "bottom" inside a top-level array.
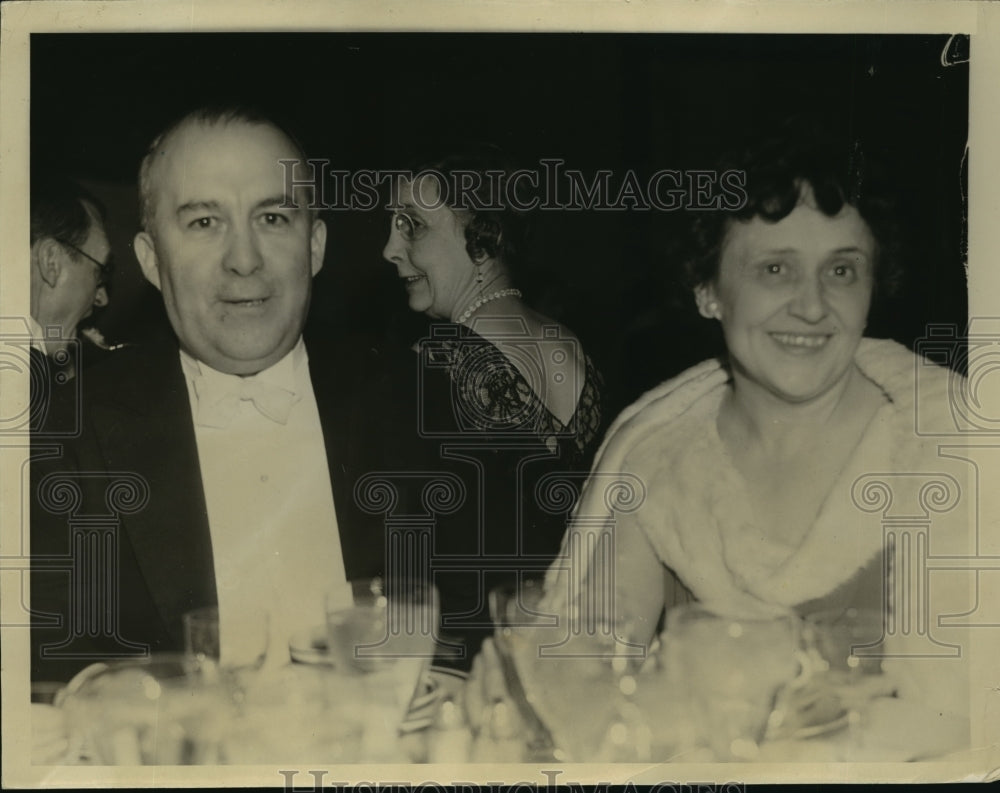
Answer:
[
  {"left": 406, "top": 145, "right": 533, "bottom": 272},
  {"left": 682, "top": 118, "right": 903, "bottom": 302}
]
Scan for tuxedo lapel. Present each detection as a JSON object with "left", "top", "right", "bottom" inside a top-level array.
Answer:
[
  {"left": 307, "top": 335, "right": 386, "bottom": 580},
  {"left": 86, "top": 341, "right": 217, "bottom": 647}
]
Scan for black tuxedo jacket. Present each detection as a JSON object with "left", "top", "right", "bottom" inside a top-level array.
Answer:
[
  {"left": 30, "top": 334, "right": 392, "bottom": 683},
  {"left": 28, "top": 335, "right": 114, "bottom": 434}
]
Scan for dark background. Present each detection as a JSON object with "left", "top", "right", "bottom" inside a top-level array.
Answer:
[{"left": 32, "top": 33, "right": 969, "bottom": 413}]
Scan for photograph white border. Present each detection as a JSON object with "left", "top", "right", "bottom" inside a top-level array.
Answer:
[{"left": 2, "top": 0, "right": 997, "bottom": 787}]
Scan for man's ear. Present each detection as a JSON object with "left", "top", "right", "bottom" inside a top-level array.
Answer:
[
  {"left": 133, "top": 231, "right": 161, "bottom": 290},
  {"left": 310, "top": 218, "right": 327, "bottom": 277},
  {"left": 32, "top": 238, "right": 63, "bottom": 288},
  {"left": 694, "top": 282, "right": 721, "bottom": 320}
]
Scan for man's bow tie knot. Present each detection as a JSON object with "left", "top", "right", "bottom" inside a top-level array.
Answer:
[{"left": 193, "top": 373, "right": 300, "bottom": 428}]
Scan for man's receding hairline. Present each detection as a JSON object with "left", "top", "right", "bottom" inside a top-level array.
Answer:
[
  {"left": 148, "top": 116, "right": 303, "bottom": 175},
  {"left": 141, "top": 115, "right": 306, "bottom": 228}
]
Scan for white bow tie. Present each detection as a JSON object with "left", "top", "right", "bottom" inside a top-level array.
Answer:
[{"left": 192, "top": 373, "right": 300, "bottom": 428}]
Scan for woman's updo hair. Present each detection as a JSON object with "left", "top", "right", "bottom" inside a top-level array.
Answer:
[
  {"left": 682, "top": 117, "right": 903, "bottom": 300},
  {"left": 406, "top": 145, "right": 533, "bottom": 271}
]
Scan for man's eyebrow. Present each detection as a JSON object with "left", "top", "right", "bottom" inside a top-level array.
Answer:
[
  {"left": 261, "top": 194, "right": 302, "bottom": 210},
  {"left": 176, "top": 200, "right": 222, "bottom": 215},
  {"left": 831, "top": 246, "right": 869, "bottom": 255}
]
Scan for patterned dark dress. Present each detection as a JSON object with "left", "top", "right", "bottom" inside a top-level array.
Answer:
[{"left": 384, "top": 322, "right": 604, "bottom": 670}]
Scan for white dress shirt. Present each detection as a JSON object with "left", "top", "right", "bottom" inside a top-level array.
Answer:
[
  {"left": 180, "top": 340, "right": 352, "bottom": 667},
  {"left": 27, "top": 315, "right": 49, "bottom": 355}
]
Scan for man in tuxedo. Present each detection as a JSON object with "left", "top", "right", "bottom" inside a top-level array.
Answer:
[
  {"left": 28, "top": 176, "right": 112, "bottom": 430},
  {"left": 31, "top": 108, "right": 387, "bottom": 683}
]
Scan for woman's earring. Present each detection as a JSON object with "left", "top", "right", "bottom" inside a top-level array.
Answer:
[
  {"left": 475, "top": 263, "right": 484, "bottom": 286},
  {"left": 707, "top": 300, "right": 719, "bottom": 317}
]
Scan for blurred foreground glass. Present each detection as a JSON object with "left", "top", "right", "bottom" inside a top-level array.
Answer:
[
  {"left": 484, "top": 577, "right": 653, "bottom": 762},
  {"left": 804, "top": 607, "right": 884, "bottom": 677},
  {"left": 324, "top": 577, "right": 438, "bottom": 761},
  {"left": 763, "top": 607, "right": 888, "bottom": 744},
  {"left": 557, "top": 613, "right": 652, "bottom": 762},
  {"left": 661, "top": 604, "right": 803, "bottom": 760},
  {"left": 183, "top": 605, "right": 269, "bottom": 673},
  {"left": 480, "top": 577, "right": 565, "bottom": 762},
  {"left": 59, "top": 654, "right": 232, "bottom": 764},
  {"left": 221, "top": 664, "right": 366, "bottom": 763},
  {"left": 488, "top": 577, "right": 550, "bottom": 633}
]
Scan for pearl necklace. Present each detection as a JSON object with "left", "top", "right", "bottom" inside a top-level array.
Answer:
[{"left": 454, "top": 288, "right": 523, "bottom": 324}]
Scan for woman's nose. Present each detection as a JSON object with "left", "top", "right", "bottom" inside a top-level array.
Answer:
[
  {"left": 788, "top": 276, "right": 827, "bottom": 322},
  {"left": 382, "top": 225, "right": 406, "bottom": 264}
]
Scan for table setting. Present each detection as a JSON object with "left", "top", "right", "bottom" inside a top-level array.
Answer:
[
  {"left": 32, "top": 577, "right": 466, "bottom": 765},
  {"left": 475, "top": 590, "right": 971, "bottom": 765},
  {"left": 31, "top": 577, "right": 969, "bottom": 766}
]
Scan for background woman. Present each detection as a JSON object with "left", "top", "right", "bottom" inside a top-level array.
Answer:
[{"left": 380, "top": 150, "right": 604, "bottom": 671}]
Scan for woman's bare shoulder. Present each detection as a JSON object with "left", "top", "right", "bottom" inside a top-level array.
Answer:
[
  {"left": 519, "top": 310, "right": 586, "bottom": 358},
  {"left": 502, "top": 309, "right": 588, "bottom": 424}
]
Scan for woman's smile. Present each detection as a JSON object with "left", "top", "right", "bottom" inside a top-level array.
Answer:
[{"left": 768, "top": 331, "right": 833, "bottom": 352}]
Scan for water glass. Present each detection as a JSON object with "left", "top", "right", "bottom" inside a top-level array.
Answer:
[
  {"left": 768, "top": 606, "right": 890, "bottom": 743},
  {"left": 324, "top": 578, "right": 439, "bottom": 761},
  {"left": 488, "top": 576, "right": 550, "bottom": 633},
  {"left": 485, "top": 577, "right": 648, "bottom": 762},
  {"left": 183, "top": 605, "right": 269, "bottom": 672},
  {"left": 220, "top": 664, "right": 366, "bottom": 763},
  {"left": 662, "top": 604, "right": 803, "bottom": 760},
  {"left": 59, "top": 654, "right": 232, "bottom": 764},
  {"left": 804, "top": 607, "right": 885, "bottom": 677},
  {"left": 325, "top": 578, "right": 438, "bottom": 672}
]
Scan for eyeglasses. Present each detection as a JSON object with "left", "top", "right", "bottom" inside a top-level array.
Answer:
[
  {"left": 391, "top": 211, "right": 426, "bottom": 242},
  {"left": 57, "top": 239, "right": 113, "bottom": 286}
]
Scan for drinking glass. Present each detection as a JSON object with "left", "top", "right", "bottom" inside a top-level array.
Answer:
[
  {"left": 568, "top": 614, "right": 654, "bottom": 763},
  {"left": 220, "top": 664, "right": 366, "bottom": 764},
  {"left": 804, "top": 607, "right": 885, "bottom": 678},
  {"left": 324, "top": 577, "right": 439, "bottom": 761},
  {"left": 183, "top": 605, "right": 269, "bottom": 673},
  {"left": 484, "top": 576, "right": 649, "bottom": 762},
  {"left": 481, "top": 577, "right": 565, "bottom": 761},
  {"left": 773, "top": 607, "right": 890, "bottom": 741},
  {"left": 488, "top": 576, "right": 551, "bottom": 633},
  {"left": 662, "top": 604, "right": 803, "bottom": 760},
  {"left": 58, "top": 654, "right": 233, "bottom": 764}
]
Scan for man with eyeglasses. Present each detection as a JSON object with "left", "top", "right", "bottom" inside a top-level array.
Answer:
[{"left": 29, "top": 175, "right": 113, "bottom": 389}]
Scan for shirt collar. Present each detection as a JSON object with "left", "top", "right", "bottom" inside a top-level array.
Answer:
[
  {"left": 179, "top": 338, "right": 309, "bottom": 391},
  {"left": 27, "top": 315, "right": 49, "bottom": 354}
]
